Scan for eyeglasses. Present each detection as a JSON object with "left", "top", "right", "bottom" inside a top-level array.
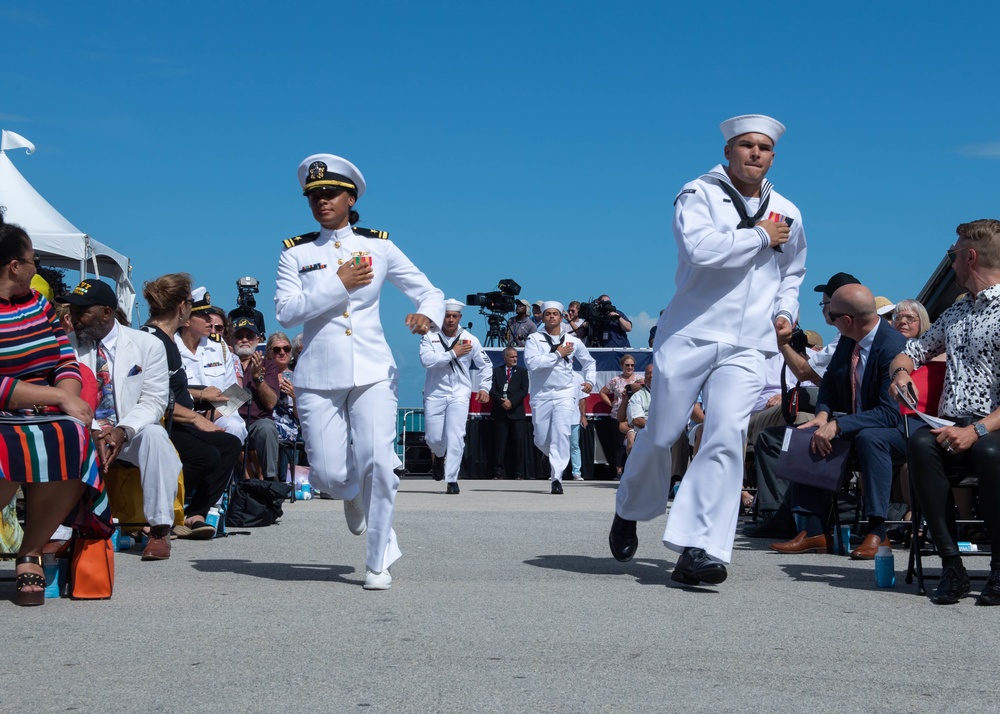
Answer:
[
  {"left": 271, "top": 346, "right": 291, "bottom": 354},
  {"left": 947, "top": 245, "right": 972, "bottom": 263},
  {"left": 819, "top": 300, "right": 831, "bottom": 308},
  {"left": 209, "top": 324, "right": 225, "bottom": 332},
  {"left": 5, "top": 255, "right": 39, "bottom": 268},
  {"left": 828, "top": 311, "right": 855, "bottom": 321},
  {"left": 623, "top": 364, "right": 635, "bottom": 368},
  {"left": 893, "top": 313, "right": 918, "bottom": 324}
]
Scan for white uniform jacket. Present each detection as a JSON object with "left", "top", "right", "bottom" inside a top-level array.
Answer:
[
  {"left": 419, "top": 329, "right": 493, "bottom": 398},
  {"left": 174, "top": 334, "right": 238, "bottom": 392},
  {"left": 662, "top": 164, "right": 806, "bottom": 355},
  {"left": 275, "top": 224, "right": 445, "bottom": 390},
  {"left": 74, "top": 324, "right": 169, "bottom": 435},
  {"left": 524, "top": 331, "right": 596, "bottom": 402}
]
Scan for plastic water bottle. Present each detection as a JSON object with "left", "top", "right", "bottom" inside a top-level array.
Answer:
[
  {"left": 837, "top": 525, "right": 851, "bottom": 556},
  {"left": 300, "top": 483, "right": 312, "bottom": 500},
  {"left": 205, "top": 507, "right": 220, "bottom": 530},
  {"left": 958, "top": 541, "right": 978, "bottom": 553},
  {"left": 111, "top": 518, "right": 120, "bottom": 551},
  {"left": 118, "top": 533, "right": 134, "bottom": 551},
  {"left": 874, "top": 545, "right": 896, "bottom": 588}
]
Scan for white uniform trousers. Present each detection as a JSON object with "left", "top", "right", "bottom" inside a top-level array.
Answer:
[
  {"left": 616, "top": 335, "right": 764, "bottom": 563},
  {"left": 216, "top": 413, "right": 248, "bottom": 443},
  {"left": 118, "top": 424, "right": 182, "bottom": 528},
  {"left": 531, "top": 396, "right": 576, "bottom": 483},
  {"left": 423, "top": 393, "right": 471, "bottom": 484},
  {"left": 297, "top": 380, "right": 402, "bottom": 573}
]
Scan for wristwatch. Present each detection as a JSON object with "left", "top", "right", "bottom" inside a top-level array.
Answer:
[
  {"left": 973, "top": 421, "right": 989, "bottom": 438},
  {"left": 254, "top": 374, "right": 265, "bottom": 384}
]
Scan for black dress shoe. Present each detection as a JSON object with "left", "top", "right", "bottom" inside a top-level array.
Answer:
[
  {"left": 930, "top": 563, "right": 971, "bottom": 605},
  {"left": 432, "top": 457, "right": 445, "bottom": 481},
  {"left": 743, "top": 512, "right": 797, "bottom": 539},
  {"left": 671, "top": 547, "right": 728, "bottom": 586},
  {"left": 446, "top": 482, "right": 460, "bottom": 495},
  {"left": 551, "top": 480, "right": 563, "bottom": 495},
  {"left": 976, "top": 568, "right": 1000, "bottom": 606},
  {"left": 608, "top": 513, "right": 638, "bottom": 562}
]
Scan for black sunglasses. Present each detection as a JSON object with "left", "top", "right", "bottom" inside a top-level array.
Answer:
[{"left": 271, "top": 346, "right": 291, "bottom": 354}]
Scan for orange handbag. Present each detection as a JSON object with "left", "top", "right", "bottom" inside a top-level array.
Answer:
[{"left": 67, "top": 537, "right": 115, "bottom": 600}]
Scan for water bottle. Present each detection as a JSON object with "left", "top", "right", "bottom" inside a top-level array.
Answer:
[
  {"left": 300, "top": 482, "right": 312, "bottom": 500},
  {"left": 958, "top": 541, "right": 978, "bottom": 553},
  {"left": 837, "top": 525, "right": 851, "bottom": 556},
  {"left": 111, "top": 518, "right": 120, "bottom": 551},
  {"left": 205, "top": 507, "right": 220, "bottom": 531},
  {"left": 874, "top": 545, "right": 896, "bottom": 588},
  {"left": 118, "top": 533, "right": 135, "bottom": 551}
]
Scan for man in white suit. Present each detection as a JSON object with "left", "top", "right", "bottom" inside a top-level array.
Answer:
[
  {"left": 419, "top": 299, "right": 493, "bottom": 494},
  {"left": 275, "top": 153, "right": 444, "bottom": 590},
  {"left": 59, "top": 279, "right": 181, "bottom": 561}
]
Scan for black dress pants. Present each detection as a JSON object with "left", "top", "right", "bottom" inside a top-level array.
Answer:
[
  {"left": 908, "top": 418, "right": 1000, "bottom": 566},
  {"left": 494, "top": 417, "right": 525, "bottom": 478},
  {"left": 170, "top": 425, "right": 242, "bottom": 519}
]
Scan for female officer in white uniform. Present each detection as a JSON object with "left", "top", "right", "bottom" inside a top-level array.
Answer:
[
  {"left": 275, "top": 154, "right": 444, "bottom": 590},
  {"left": 419, "top": 298, "right": 493, "bottom": 494}
]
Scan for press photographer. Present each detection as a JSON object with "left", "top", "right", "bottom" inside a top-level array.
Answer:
[
  {"left": 580, "top": 294, "right": 631, "bottom": 348},
  {"left": 229, "top": 276, "right": 267, "bottom": 338}
]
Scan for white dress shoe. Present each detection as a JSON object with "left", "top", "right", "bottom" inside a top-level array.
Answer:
[
  {"left": 363, "top": 568, "right": 392, "bottom": 590},
  {"left": 343, "top": 493, "right": 367, "bottom": 535}
]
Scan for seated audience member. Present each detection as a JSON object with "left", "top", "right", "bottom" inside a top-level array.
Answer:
[
  {"left": 892, "top": 299, "right": 930, "bottom": 339},
  {"left": 601, "top": 355, "right": 642, "bottom": 477},
  {"left": 490, "top": 346, "right": 529, "bottom": 479},
  {"left": 626, "top": 365, "right": 654, "bottom": 455},
  {"left": 874, "top": 296, "right": 896, "bottom": 319},
  {"left": 142, "top": 275, "right": 241, "bottom": 540},
  {"left": 233, "top": 316, "right": 282, "bottom": 480},
  {"left": 206, "top": 306, "right": 242, "bottom": 380},
  {"left": 176, "top": 288, "right": 247, "bottom": 442},
  {"left": 565, "top": 300, "right": 588, "bottom": 342},
  {"left": 507, "top": 299, "right": 537, "bottom": 346},
  {"left": 891, "top": 219, "right": 1000, "bottom": 606},
  {"left": 0, "top": 220, "right": 113, "bottom": 606},
  {"left": 767, "top": 284, "right": 907, "bottom": 559},
  {"left": 267, "top": 331, "right": 301, "bottom": 483},
  {"left": 590, "top": 294, "right": 632, "bottom": 348},
  {"left": 60, "top": 279, "right": 180, "bottom": 561},
  {"left": 745, "top": 271, "right": 860, "bottom": 536}
]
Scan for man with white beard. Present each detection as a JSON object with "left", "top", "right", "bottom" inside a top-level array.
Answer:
[
  {"left": 525, "top": 301, "right": 596, "bottom": 494},
  {"left": 419, "top": 299, "right": 492, "bottom": 494},
  {"left": 233, "top": 316, "right": 281, "bottom": 480}
]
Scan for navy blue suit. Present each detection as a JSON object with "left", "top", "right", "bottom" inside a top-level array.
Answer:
[{"left": 794, "top": 319, "right": 907, "bottom": 530}]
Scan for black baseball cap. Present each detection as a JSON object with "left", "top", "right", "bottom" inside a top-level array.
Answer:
[
  {"left": 232, "top": 316, "right": 259, "bottom": 336},
  {"left": 813, "top": 272, "right": 861, "bottom": 296},
  {"left": 56, "top": 280, "right": 117, "bottom": 308}
]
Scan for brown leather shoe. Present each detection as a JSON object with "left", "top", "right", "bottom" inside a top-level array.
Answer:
[
  {"left": 769, "top": 530, "right": 833, "bottom": 554},
  {"left": 141, "top": 524, "right": 172, "bottom": 561},
  {"left": 849, "top": 533, "right": 889, "bottom": 560}
]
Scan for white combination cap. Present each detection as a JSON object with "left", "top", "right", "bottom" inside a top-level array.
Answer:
[
  {"left": 720, "top": 114, "right": 786, "bottom": 144},
  {"left": 444, "top": 298, "right": 465, "bottom": 313},
  {"left": 298, "top": 154, "right": 366, "bottom": 199},
  {"left": 191, "top": 286, "right": 211, "bottom": 312}
]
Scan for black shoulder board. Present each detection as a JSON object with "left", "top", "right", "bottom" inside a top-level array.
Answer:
[
  {"left": 282, "top": 232, "right": 320, "bottom": 250},
  {"left": 208, "top": 332, "right": 222, "bottom": 343},
  {"left": 354, "top": 227, "right": 389, "bottom": 240}
]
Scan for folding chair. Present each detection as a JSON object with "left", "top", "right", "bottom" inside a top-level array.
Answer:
[{"left": 903, "top": 363, "right": 990, "bottom": 594}]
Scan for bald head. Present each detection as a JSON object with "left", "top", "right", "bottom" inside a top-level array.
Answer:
[{"left": 831, "top": 284, "right": 876, "bottom": 320}]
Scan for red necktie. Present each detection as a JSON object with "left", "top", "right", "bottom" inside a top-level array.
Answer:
[
  {"left": 850, "top": 343, "right": 862, "bottom": 413},
  {"left": 506, "top": 367, "right": 511, "bottom": 382}
]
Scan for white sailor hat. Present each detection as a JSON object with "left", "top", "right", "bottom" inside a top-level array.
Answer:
[
  {"left": 720, "top": 114, "right": 786, "bottom": 144},
  {"left": 444, "top": 298, "right": 465, "bottom": 313},
  {"left": 191, "top": 286, "right": 211, "bottom": 312},
  {"left": 298, "top": 154, "right": 366, "bottom": 199},
  {"left": 541, "top": 301, "right": 564, "bottom": 314}
]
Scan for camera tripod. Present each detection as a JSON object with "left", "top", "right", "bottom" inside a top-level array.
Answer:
[{"left": 481, "top": 310, "right": 511, "bottom": 347}]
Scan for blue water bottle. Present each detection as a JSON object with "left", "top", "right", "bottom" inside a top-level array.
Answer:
[{"left": 874, "top": 545, "right": 896, "bottom": 588}]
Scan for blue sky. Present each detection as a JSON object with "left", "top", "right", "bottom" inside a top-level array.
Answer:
[{"left": 2, "top": 2, "right": 998, "bottom": 405}]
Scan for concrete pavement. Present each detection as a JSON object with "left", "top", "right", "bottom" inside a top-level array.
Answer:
[{"left": 5, "top": 477, "right": 998, "bottom": 713}]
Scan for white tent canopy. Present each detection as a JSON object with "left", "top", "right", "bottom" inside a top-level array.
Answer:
[{"left": 0, "top": 133, "right": 135, "bottom": 316}]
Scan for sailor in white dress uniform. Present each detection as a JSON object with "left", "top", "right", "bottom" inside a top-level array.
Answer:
[
  {"left": 419, "top": 299, "right": 492, "bottom": 494},
  {"left": 274, "top": 154, "right": 444, "bottom": 590},
  {"left": 524, "top": 301, "right": 596, "bottom": 494}
]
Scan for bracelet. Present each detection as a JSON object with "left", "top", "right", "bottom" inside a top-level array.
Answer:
[{"left": 890, "top": 367, "right": 909, "bottom": 381}]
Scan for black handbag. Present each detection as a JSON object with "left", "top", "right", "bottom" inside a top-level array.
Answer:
[{"left": 225, "top": 479, "right": 292, "bottom": 527}]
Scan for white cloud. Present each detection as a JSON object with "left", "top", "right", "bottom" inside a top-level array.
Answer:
[
  {"left": 630, "top": 310, "right": 660, "bottom": 336},
  {"left": 957, "top": 142, "right": 1000, "bottom": 158}
]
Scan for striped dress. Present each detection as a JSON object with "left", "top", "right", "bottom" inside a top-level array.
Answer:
[{"left": 0, "top": 290, "right": 112, "bottom": 538}]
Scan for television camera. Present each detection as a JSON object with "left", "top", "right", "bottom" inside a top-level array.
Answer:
[{"left": 466, "top": 278, "right": 521, "bottom": 347}]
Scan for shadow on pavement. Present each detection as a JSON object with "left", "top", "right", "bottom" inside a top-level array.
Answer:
[
  {"left": 524, "top": 553, "right": 709, "bottom": 589},
  {"left": 778, "top": 562, "right": 919, "bottom": 595},
  {"left": 191, "top": 558, "right": 359, "bottom": 585}
]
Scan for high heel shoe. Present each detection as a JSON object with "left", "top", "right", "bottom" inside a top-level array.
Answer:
[{"left": 15, "top": 555, "right": 45, "bottom": 606}]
